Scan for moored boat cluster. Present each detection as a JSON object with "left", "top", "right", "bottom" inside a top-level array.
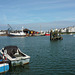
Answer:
[
  {"left": 0, "top": 26, "right": 51, "bottom": 37},
  {"left": 0, "top": 46, "right": 30, "bottom": 73}
]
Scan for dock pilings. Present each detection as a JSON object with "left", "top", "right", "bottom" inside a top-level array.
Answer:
[{"left": 50, "top": 29, "right": 63, "bottom": 41}]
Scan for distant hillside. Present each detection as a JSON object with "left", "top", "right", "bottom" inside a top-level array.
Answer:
[{"left": 0, "top": 21, "right": 75, "bottom": 31}]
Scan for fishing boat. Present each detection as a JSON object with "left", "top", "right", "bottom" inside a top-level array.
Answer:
[
  {"left": 0, "top": 46, "right": 30, "bottom": 66},
  {"left": 0, "top": 55, "right": 9, "bottom": 73},
  {"left": 8, "top": 32, "right": 26, "bottom": 37},
  {"left": 8, "top": 27, "right": 26, "bottom": 37},
  {"left": 45, "top": 32, "right": 50, "bottom": 36}
]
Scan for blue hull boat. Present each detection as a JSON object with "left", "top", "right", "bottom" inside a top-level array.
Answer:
[
  {"left": 0, "top": 56, "right": 9, "bottom": 73},
  {"left": 0, "top": 63, "right": 9, "bottom": 73}
]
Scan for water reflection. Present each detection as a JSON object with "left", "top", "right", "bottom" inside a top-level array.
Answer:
[{"left": 4, "top": 64, "right": 30, "bottom": 75}]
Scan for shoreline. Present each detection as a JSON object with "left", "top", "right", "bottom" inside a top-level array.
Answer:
[{"left": 0, "top": 34, "right": 7, "bottom": 36}]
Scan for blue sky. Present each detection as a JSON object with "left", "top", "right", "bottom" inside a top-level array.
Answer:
[{"left": 0, "top": 0, "right": 75, "bottom": 30}]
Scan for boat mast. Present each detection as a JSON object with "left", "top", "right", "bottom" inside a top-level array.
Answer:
[{"left": 22, "top": 27, "right": 24, "bottom": 32}]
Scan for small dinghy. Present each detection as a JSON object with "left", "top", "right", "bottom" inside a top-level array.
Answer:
[{"left": 0, "top": 46, "right": 30, "bottom": 66}]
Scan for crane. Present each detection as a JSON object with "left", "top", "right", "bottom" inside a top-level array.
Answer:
[{"left": 7, "top": 24, "right": 13, "bottom": 34}]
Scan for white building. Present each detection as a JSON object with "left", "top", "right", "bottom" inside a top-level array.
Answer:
[
  {"left": 60, "top": 28, "right": 66, "bottom": 32},
  {"left": 67, "top": 26, "right": 75, "bottom": 32}
]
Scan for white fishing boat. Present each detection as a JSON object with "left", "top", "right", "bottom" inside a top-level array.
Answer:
[
  {"left": 9, "top": 32, "right": 26, "bottom": 37},
  {"left": 0, "top": 46, "right": 30, "bottom": 66},
  {"left": 8, "top": 27, "right": 26, "bottom": 37}
]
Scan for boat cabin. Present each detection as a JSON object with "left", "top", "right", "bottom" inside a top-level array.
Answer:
[{"left": 4, "top": 46, "right": 26, "bottom": 58}]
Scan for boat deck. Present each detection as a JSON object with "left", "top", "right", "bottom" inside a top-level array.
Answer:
[{"left": 4, "top": 46, "right": 26, "bottom": 58}]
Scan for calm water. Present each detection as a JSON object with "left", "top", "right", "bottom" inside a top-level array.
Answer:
[{"left": 0, "top": 35, "right": 75, "bottom": 75}]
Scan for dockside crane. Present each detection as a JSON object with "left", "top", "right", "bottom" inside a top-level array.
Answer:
[{"left": 7, "top": 24, "right": 13, "bottom": 34}]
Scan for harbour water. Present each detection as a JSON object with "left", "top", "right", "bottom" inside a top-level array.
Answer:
[{"left": 0, "top": 35, "right": 75, "bottom": 75}]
